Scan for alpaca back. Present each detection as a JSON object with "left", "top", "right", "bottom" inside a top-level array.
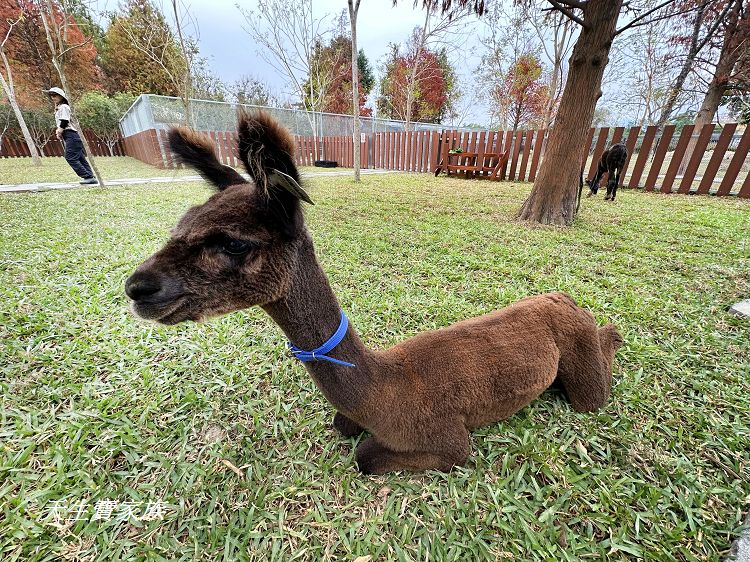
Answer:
[
  {"left": 381, "top": 292, "right": 613, "bottom": 428},
  {"left": 606, "top": 143, "right": 627, "bottom": 172}
]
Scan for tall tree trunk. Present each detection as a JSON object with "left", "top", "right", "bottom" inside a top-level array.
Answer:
[
  {"left": 0, "top": 50, "right": 41, "bottom": 165},
  {"left": 405, "top": 5, "right": 431, "bottom": 131},
  {"left": 348, "top": 0, "right": 362, "bottom": 182},
  {"left": 518, "top": 0, "right": 622, "bottom": 225},
  {"left": 170, "top": 0, "right": 193, "bottom": 127}
]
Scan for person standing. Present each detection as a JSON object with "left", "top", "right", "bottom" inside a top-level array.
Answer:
[{"left": 44, "top": 87, "right": 97, "bottom": 185}]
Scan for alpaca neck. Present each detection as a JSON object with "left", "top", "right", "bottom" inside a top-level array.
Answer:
[{"left": 262, "top": 232, "right": 377, "bottom": 421}]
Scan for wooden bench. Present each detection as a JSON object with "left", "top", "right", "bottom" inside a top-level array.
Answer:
[
  {"left": 434, "top": 149, "right": 509, "bottom": 180},
  {"left": 446, "top": 151, "right": 478, "bottom": 176},
  {"left": 479, "top": 151, "right": 510, "bottom": 180}
]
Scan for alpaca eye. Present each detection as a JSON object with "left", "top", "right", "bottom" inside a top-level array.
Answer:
[{"left": 221, "top": 239, "right": 252, "bottom": 255}]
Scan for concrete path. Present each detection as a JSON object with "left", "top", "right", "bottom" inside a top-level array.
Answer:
[
  {"left": 729, "top": 300, "right": 750, "bottom": 320},
  {"left": 727, "top": 512, "right": 750, "bottom": 562},
  {"left": 0, "top": 168, "right": 396, "bottom": 193}
]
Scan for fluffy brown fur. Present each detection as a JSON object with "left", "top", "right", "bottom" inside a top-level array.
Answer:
[
  {"left": 237, "top": 109, "right": 300, "bottom": 194},
  {"left": 125, "top": 112, "right": 623, "bottom": 474}
]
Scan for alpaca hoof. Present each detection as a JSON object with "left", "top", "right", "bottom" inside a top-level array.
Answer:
[
  {"left": 586, "top": 191, "right": 594, "bottom": 198},
  {"left": 355, "top": 440, "right": 384, "bottom": 474},
  {"left": 604, "top": 195, "right": 610, "bottom": 200},
  {"left": 356, "top": 457, "right": 378, "bottom": 475},
  {"left": 333, "top": 412, "right": 365, "bottom": 438}
]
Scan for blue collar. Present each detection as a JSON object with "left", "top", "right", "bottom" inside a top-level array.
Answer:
[{"left": 288, "top": 310, "right": 356, "bottom": 368}]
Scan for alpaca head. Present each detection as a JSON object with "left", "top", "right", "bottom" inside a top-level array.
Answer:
[{"left": 124, "top": 112, "right": 311, "bottom": 324}]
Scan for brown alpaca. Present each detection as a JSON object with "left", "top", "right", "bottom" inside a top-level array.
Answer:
[{"left": 125, "top": 112, "right": 623, "bottom": 475}]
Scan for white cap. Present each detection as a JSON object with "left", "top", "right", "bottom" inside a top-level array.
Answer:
[{"left": 44, "top": 87, "right": 67, "bottom": 99}]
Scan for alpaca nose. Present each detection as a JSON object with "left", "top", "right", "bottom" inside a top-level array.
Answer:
[{"left": 125, "top": 271, "right": 163, "bottom": 301}]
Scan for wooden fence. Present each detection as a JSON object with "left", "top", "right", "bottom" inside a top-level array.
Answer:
[
  {"left": 0, "top": 131, "right": 126, "bottom": 158},
  {"left": 25, "top": 123, "right": 741, "bottom": 198},
  {"left": 294, "top": 125, "right": 750, "bottom": 197}
]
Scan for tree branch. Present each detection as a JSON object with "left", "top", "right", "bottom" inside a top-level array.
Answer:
[
  {"left": 59, "top": 37, "right": 92, "bottom": 58},
  {"left": 615, "top": 0, "right": 681, "bottom": 36},
  {"left": 553, "top": 0, "right": 586, "bottom": 9},
  {"left": 544, "top": 0, "right": 587, "bottom": 28}
]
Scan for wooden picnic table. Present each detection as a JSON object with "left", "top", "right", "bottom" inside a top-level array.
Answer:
[{"left": 434, "top": 149, "right": 509, "bottom": 180}]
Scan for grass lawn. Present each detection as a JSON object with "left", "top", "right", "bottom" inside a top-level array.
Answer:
[
  {"left": 1, "top": 174, "right": 749, "bottom": 561},
  {"left": 0, "top": 156, "right": 195, "bottom": 185}
]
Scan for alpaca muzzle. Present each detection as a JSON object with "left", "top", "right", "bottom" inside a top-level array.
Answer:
[{"left": 125, "top": 270, "right": 186, "bottom": 322}]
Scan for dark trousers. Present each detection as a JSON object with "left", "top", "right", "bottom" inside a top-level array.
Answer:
[{"left": 62, "top": 130, "right": 94, "bottom": 179}]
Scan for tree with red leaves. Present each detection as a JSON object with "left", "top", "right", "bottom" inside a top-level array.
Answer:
[
  {"left": 0, "top": 0, "right": 99, "bottom": 108},
  {"left": 494, "top": 54, "right": 550, "bottom": 132},
  {"left": 378, "top": 44, "right": 454, "bottom": 124},
  {"left": 0, "top": 10, "right": 40, "bottom": 163},
  {"left": 307, "top": 35, "right": 373, "bottom": 117}
]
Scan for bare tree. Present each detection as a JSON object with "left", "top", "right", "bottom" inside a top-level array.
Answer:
[
  {"left": 521, "top": 6, "right": 577, "bottom": 128},
  {"left": 443, "top": 75, "right": 478, "bottom": 126},
  {"left": 239, "top": 0, "right": 337, "bottom": 158},
  {"left": 230, "top": 75, "right": 277, "bottom": 106},
  {"left": 401, "top": 1, "right": 471, "bottom": 130},
  {"left": 0, "top": 14, "right": 41, "bottom": 165},
  {"left": 656, "top": 0, "right": 735, "bottom": 127},
  {"left": 117, "top": 0, "right": 195, "bottom": 126},
  {"left": 616, "top": 11, "right": 683, "bottom": 125},
  {"left": 678, "top": 0, "right": 748, "bottom": 173},
  {"left": 38, "top": 0, "right": 104, "bottom": 186},
  {"left": 168, "top": 0, "right": 194, "bottom": 125}
]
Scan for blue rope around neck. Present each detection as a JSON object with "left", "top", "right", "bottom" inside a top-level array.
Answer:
[{"left": 288, "top": 310, "right": 356, "bottom": 368}]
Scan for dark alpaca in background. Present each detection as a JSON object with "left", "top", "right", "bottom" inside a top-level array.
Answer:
[{"left": 587, "top": 143, "right": 628, "bottom": 201}]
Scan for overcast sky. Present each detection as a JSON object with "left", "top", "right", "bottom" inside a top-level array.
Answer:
[
  {"left": 92, "top": 1, "right": 715, "bottom": 127},
  {"left": 186, "top": 0, "right": 489, "bottom": 121}
]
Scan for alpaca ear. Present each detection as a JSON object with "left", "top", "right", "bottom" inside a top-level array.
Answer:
[
  {"left": 168, "top": 128, "right": 246, "bottom": 190},
  {"left": 237, "top": 110, "right": 313, "bottom": 204}
]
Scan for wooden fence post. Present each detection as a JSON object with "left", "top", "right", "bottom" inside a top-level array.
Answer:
[
  {"left": 628, "top": 126, "right": 657, "bottom": 188},
  {"left": 660, "top": 125, "right": 695, "bottom": 193},
  {"left": 716, "top": 127, "right": 750, "bottom": 196},
  {"left": 696, "top": 124, "right": 737, "bottom": 195},
  {"left": 645, "top": 125, "right": 675, "bottom": 192},
  {"left": 677, "top": 124, "right": 715, "bottom": 194}
]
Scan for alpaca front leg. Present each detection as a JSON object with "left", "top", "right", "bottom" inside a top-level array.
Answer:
[
  {"left": 610, "top": 174, "right": 620, "bottom": 201},
  {"left": 586, "top": 180, "right": 597, "bottom": 197},
  {"left": 604, "top": 178, "right": 616, "bottom": 200},
  {"left": 355, "top": 435, "right": 470, "bottom": 475},
  {"left": 333, "top": 411, "right": 365, "bottom": 437}
]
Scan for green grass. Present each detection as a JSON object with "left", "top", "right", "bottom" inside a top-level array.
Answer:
[
  {"left": 0, "top": 156, "right": 195, "bottom": 184},
  {"left": 1, "top": 174, "right": 749, "bottom": 561}
]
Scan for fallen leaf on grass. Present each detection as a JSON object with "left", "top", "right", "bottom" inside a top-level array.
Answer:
[{"left": 220, "top": 459, "right": 244, "bottom": 478}]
